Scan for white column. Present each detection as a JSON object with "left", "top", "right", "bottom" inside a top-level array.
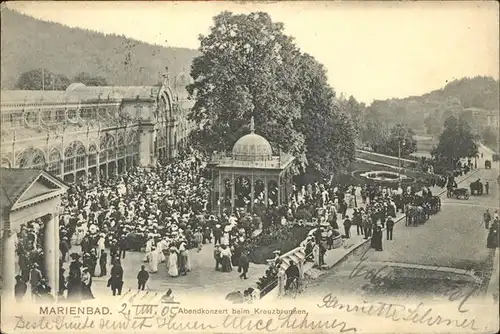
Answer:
[
  {"left": 277, "top": 267, "right": 285, "bottom": 297},
  {"left": 264, "top": 177, "right": 269, "bottom": 207},
  {"left": 298, "top": 258, "right": 305, "bottom": 280},
  {"left": 44, "top": 213, "right": 59, "bottom": 297},
  {"left": 2, "top": 230, "right": 17, "bottom": 301}
]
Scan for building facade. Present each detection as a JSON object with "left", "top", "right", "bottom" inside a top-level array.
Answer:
[
  {"left": 0, "top": 73, "right": 196, "bottom": 184},
  {"left": 463, "top": 108, "right": 500, "bottom": 132}
]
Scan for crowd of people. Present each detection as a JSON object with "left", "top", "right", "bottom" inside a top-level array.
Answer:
[
  {"left": 13, "top": 148, "right": 270, "bottom": 302},
  {"left": 11, "top": 145, "right": 494, "bottom": 303}
]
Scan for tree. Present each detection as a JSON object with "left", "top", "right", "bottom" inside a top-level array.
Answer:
[
  {"left": 432, "top": 116, "right": 478, "bottom": 163},
  {"left": 480, "top": 127, "right": 498, "bottom": 148},
  {"left": 359, "top": 107, "right": 386, "bottom": 148},
  {"left": 424, "top": 110, "right": 442, "bottom": 136},
  {"left": 372, "top": 124, "right": 417, "bottom": 157},
  {"left": 73, "top": 72, "right": 108, "bottom": 86},
  {"left": 16, "top": 69, "right": 70, "bottom": 90},
  {"left": 341, "top": 95, "right": 363, "bottom": 138},
  {"left": 294, "top": 53, "right": 355, "bottom": 174},
  {"left": 187, "top": 11, "right": 355, "bottom": 173}
]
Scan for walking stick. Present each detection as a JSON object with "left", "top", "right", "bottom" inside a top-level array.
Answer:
[
  {"left": 129, "top": 289, "right": 140, "bottom": 303},
  {"left": 148, "top": 292, "right": 159, "bottom": 302},
  {"left": 119, "top": 288, "right": 132, "bottom": 300},
  {"left": 140, "top": 291, "right": 149, "bottom": 300}
]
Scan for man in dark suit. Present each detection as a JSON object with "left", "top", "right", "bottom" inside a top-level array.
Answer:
[
  {"left": 213, "top": 224, "right": 222, "bottom": 246},
  {"left": 99, "top": 250, "right": 108, "bottom": 277},
  {"left": 238, "top": 251, "right": 250, "bottom": 279},
  {"left": 109, "top": 262, "right": 124, "bottom": 296},
  {"left": 214, "top": 245, "right": 222, "bottom": 271},
  {"left": 386, "top": 217, "right": 394, "bottom": 240}
]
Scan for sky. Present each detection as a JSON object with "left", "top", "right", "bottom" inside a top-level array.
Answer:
[{"left": 5, "top": 1, "right": 499, "bottom": 104}]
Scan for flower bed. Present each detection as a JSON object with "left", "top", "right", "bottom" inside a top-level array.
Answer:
[{"left": 247, "top": 225, "right": 310, "bottom": 265}]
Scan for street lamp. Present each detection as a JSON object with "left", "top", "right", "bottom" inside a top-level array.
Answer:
[{"left": 398, "top": 138, "right": 406, "bottom": 179}]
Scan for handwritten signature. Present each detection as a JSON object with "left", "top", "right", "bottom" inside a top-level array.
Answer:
[{"left": 318, "top": 294, "right": 480, "bottom": 331}]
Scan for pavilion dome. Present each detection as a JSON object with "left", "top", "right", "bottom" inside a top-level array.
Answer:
[{"left": 232, "top": 117, "right": 272, "bottom": 161}]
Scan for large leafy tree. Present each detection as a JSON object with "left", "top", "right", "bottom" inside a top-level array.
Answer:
[
  {"left": 359, "top": 107, "right": 386, "bottom": 148},
  {"left": 187, "top": 12, "right": 304, "bottom": 159},
  {"left": 16, "top": 69, "right": 70, "bottom": 90},
  {"left": 432, "top": 116, "right": 478, "bottom": 163},
  {"left": 372, "top": 124, "right": 417, "bottom": 157},
  {"left": 187, "top": 11, "right": 355, "bottom": 173},
  {"left": 339, "top": 95, "right": 364, "bottom": 139},
  {"left": 73, "top": 72, "right": 108, "bottom": 86},
  {"left": 295, "top": 54, "right": 356, "bottom": 174}
]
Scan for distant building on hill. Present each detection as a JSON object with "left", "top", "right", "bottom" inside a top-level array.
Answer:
[
  {"left": 462, "top": 108, "right": 499, "bottom": 132},
  {"left": 0, "top": 70, "right": 196, "bottom": 184}
]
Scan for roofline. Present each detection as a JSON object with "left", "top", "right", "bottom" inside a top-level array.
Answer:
[{"left": 6, "top": 168, "right": 69, "bottom": 211}]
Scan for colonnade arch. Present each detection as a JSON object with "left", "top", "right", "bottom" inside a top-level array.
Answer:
[
  {"left": 47, "top": 148, "right": 61, "bottom": 176},
  {"left": 268, "top": 180, "right": 279, "bottom": 207},
  {"left": 215, "top": 172, "right": 287, "bottom": 215},
  {"left": 63, "top": 141, "right": 86, "bottom": 183},
  {"left": 16, "top": 148, "right": 46, "bottom": 170},
  {"left": 1, "top": 157, "right": 12, "bottom": 168}
]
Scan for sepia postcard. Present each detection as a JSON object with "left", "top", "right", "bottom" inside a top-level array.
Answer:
[{"left": 0, "top": 1, "right": 499, "bottom": 333}]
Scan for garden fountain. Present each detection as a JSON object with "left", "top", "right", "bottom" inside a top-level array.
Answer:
[{"left": 352, "top": 170, "right": 416, "bottom": 187}]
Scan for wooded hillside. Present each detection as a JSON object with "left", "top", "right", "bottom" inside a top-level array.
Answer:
[
  {"left": 1, "top": 8, "right": 199, "bottom": 89},
  {"left": 367, "top": 76, "right": 499, "bottom": 132}
]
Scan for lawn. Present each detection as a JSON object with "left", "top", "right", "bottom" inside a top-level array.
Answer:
[{"left": 247, "top": 225, "right": 311, "bottom": 264}]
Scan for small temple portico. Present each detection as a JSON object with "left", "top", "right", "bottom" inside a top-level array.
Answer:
[
  {"left": 1, "top": 168, "right": 68, "bottom": 300},
  {"left": 210, "top": 118, "right": 295, "bottom": 215}
]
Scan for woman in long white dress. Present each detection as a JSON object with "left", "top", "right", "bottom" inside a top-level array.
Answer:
[
  {"left": 157, "top": 240, "right": 166, "bottom": 263},
  {"left": 313, "top": 243, "right": 320, "bottom": 268},
  {"left": 144, "top": 238, "right": 153, "bottom": 262},
  {"left": 167, "top": 247, "right": 179, "bottom": 277},
  {"left": 97, "top": 234, "right": 106, "bottom": 257},
  {"left": 222, "top": 225, "right": 231, "bottom": 245},
  {"left": 148, "top": 246, "right": 159, "bottom": 273}
]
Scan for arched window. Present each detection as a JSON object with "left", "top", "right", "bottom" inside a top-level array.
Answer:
[
  {"left": 1, "top": 157, "right": 12, "bottom": 168},
  {"left": 88, "top": 143, "right": 97, "bottom": 167},
  {"left": 17, "top": 151, "right": 31, "bottom": 168},
  {"left": 106, "top": 135, "right": 116, "bottom": 161},
  {"left": 32, "top": 150, "right": 46, "bottom": 169},
  {"left": 80, "top": 108, "right": 93, "bottom": 121},
  {"left": 100, "top": 135, "right": 108, "bottom": 162},
  {"left": 64, "top": 145, "right": 75, "bottom": 173},
  {"left": 76, "top": 145, "right": 86, "bottom": 170},
  {"left": 48, "top": 149, "right": 61, "bottom": 175},
  {"left": 64, "top": 141, "right": 86, "bottom": 173},
  {"left": 117, "top": 133, "right": 126, "bottom": 158},
  {"left": 99, "top": 133, "right": 115, "bottom": 163},
  {"left": 126, "top": 131, "right": 139, "bottom": 156},
  {"left": 67, "top": 109, "right": 78, "bottom": 121},
  {"left": 25, "top": 111, "right": 39, "bottom": 127},
  {"left": 16, "top": 149, "right": 46, "bottom": 169},
  {"left": 126, "top": 131, "right": 140, "bottom": 166}
]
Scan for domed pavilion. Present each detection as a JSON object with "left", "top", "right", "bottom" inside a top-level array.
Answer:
[{"left": 210, "top": 117, "right": 295, "bottom": 215}]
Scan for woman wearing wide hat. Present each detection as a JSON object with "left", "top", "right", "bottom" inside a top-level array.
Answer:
[
  {"left": 67, "top": 253, "right": 82, "bottom": 300},
  {"left": 487, "top": 218, "right": 499, "bottom": 249},
  {"left": 81, "top": 267, "right": 95, "bottom": 300}
]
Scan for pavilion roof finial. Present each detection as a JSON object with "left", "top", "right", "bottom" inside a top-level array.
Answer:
[{"left": 250, "top": 116, "right": 255, "bottom": 133}]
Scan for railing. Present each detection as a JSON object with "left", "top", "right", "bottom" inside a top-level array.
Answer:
[
  {"left": 259, "top": 246, "right": 307, "bottom": 301},
  {"left": 211, "top": 153, "right": 294, "bottom": 169}
]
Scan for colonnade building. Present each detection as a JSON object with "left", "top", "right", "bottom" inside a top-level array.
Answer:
[{"left": 0, "top": 73, "right": 196, "bottom": 183}]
